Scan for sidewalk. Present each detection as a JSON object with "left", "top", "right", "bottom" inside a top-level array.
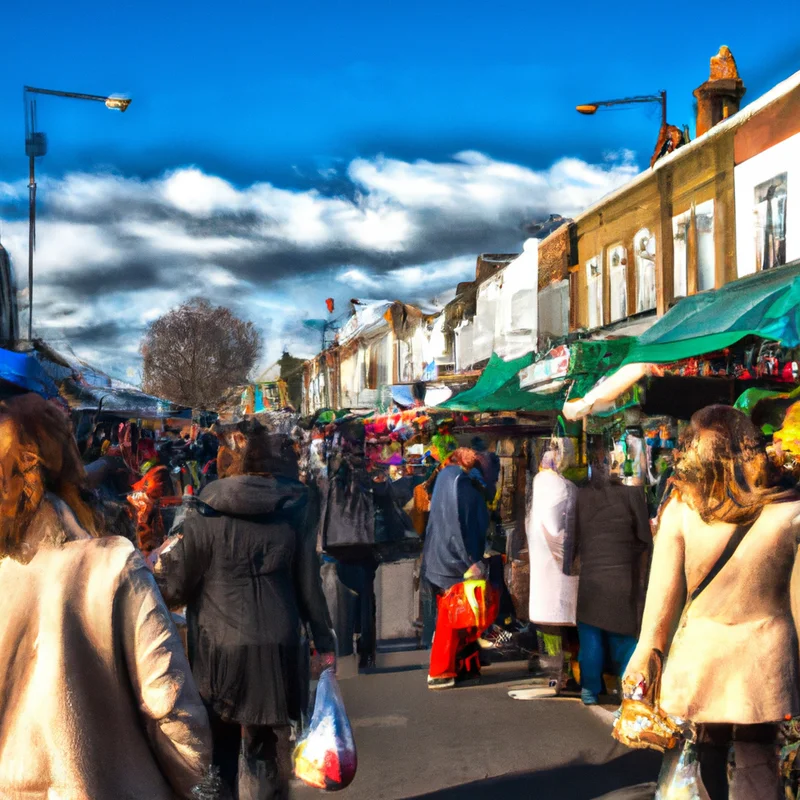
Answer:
[{"left": 295, "top": 651, "right": 660, "bottom": 799}]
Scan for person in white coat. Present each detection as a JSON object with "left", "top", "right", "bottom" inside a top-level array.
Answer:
[{"left": 512, "top": 442, "right": 579, "bottom": 699}]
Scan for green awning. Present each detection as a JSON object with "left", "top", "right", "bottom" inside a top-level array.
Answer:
[
  {"left": 441, "top": 352, "right": 566, "bottom": 413},
  {"left": 568, "top": 338, "right": 635, "bottom": 398},
  {"left": 441, "top": 338, "right": 634, "bottom": 414},
  {"left": 624, "top": 260, "right": 800, "bottom": 364}
]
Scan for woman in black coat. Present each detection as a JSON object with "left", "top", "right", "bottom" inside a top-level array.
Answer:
[
  {"left": 574, "top": 460, "right": 652, "bottom": 705},
  {"left": 157, "top": 419, "right": 335, "bottom": 800}
]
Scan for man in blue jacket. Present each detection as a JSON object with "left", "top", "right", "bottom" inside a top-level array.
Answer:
[{"left": 422, "top": 448, "right": 492, "bottom": 690}]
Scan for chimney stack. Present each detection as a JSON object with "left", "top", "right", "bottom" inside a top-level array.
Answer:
[{"left": 693, "top": 46, "right": 746, "bottom": 137}]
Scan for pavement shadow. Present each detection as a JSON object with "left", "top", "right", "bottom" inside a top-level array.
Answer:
[
  {"left": 402, "top": 751, "right": 661, "bottom": 800},
  {"left": 361, "top": 664, "right": 428, "bottom": 675}
]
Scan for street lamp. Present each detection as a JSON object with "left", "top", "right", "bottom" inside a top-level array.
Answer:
[
  {"left": 576, "top": 90, "right": 667, "bottom": 128},
  {"left": 23, "top": 85, "right": 132, "bottom": 341}
]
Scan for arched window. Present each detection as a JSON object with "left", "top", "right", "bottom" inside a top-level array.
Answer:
[
  {"left": 586, "top": 256, "right": 602, "bottom": 329},
  {"left": 634, "top": 229, "right": 656, "bottom": 312},
  {"left": 608, "top": 244, "right": 628, "bottom": 322}
]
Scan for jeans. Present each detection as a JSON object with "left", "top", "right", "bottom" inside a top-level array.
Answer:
[
  {"left": 333, "top": 557, "right": 377, "bottom": 659},
  {"left": 577, "top": 622, "right": 637, "bottom": 698},
  {"left": 208, "top": 707, "right": 290, "bottom": 800}
]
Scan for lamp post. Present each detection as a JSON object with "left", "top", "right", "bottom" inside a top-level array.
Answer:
[
  {"left": 23, "top": 86, "right": 131, "bottom": 342},
  {"left": 576, "top": 90, "right": 667, "bottom": 128}
]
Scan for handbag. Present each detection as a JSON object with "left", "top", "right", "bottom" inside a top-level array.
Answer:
[{"left": 613, "top": 519, "right": 752, "bottom": 753}]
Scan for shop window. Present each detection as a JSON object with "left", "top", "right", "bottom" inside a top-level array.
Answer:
[
  {"left": 696, "top": 200, "right": 715, "bottom": 291},
  {"left": 608, "top": 245, "right": 628, "bottom": 322},
  {"left": 634, "top": 229, "right": 656, "bottom": 313},
  {"left": 586, "top": 256, "right": 602, "bottom": 329},
  {"left": 754, "top": 173, "right": 787, "bottom": 271}
]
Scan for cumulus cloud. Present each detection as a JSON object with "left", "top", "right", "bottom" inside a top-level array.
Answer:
[{"left": 0, "top": 150, "right": 640, "bottom": 378}]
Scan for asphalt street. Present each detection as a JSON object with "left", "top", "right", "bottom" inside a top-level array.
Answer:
[{"left": 293, "top": 653, "right": 661, "bottom": 800}]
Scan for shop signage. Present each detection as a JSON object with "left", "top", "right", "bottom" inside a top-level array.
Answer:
[{"left": 519, "top": 345, "right": 570, "bottom": 389}]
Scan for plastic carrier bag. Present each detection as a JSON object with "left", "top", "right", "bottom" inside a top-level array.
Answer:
[
  {"left": 656, "top": 741, "right": 710, "bottom": 800},
  {"left": 293, "top": 668, "right": 357, "bottom": 791}
]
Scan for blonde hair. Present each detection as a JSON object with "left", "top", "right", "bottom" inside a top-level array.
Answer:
[
  {"left": 0, "top": 393, "right": 97, "bottom": 557},
  {"left": 671, "top": 404, "right": 792, "bottom": 524}
]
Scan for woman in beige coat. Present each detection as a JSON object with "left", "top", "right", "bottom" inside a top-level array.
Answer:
[
  {"left": 623, "top": 405, "right": 800, "bottom": 800},
  {"left": 0, "top": 394, "right": 212, "bottom": 799}
]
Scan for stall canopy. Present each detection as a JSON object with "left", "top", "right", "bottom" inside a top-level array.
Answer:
[
  {"left": 442, "top": 338, "right": 634, "bottom": 414},
  {"left": 30, "top": 340, "right": 188, "bottom": 417},
  {"left": 0, "top": 347, "right": 59, "bottom": 397},
  {"left": 623, "top": 260, "right": 800, "bottom": 365}
]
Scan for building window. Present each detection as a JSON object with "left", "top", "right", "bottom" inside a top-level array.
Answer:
[
  {"left": 586, "top": 256, "right": 602, "bottom": 329},
  {"left": 673, "top": 213, "right": 689, "bottom": 298},
  {"left": 754, "top": 173, "right": 787, "bottom": 271},
  {"left": 696, "top": 200, "right": 715, "bottom": 291},
  {"left": 608, "top": 245, "right": 628, "bottom": 322},
  {"left": 673, "top": 200, "right": 715, "bottom": 297},
  {"left": 634, "top": 229, "right": 656, "bottom": 313}
]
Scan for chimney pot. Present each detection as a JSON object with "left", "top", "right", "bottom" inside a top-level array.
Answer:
[{"left": 693, "top": 45, "right": 746, "bottom": 137}]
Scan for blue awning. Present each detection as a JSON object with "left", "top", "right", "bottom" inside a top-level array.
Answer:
[{"left": 0, "top": 348, "right": 59, "bottom": 397}]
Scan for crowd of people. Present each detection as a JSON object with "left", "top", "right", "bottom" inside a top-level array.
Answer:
[
  {"left": 1, "top": 392, "right": 800, "bottom": 799},
  {"left": 420, "top": 405, "right": 800, "bottom": 799}
]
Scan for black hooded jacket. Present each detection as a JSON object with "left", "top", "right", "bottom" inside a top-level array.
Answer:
[{"left": 159, "top": 474, "right": 335, "bottom": 726}]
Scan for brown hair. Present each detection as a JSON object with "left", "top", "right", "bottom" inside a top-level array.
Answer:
[
  {"left": 0, "top": 393, "right": 98, "bottom": 558},
  {"left": 446, "top": 447, "right": 480, "bottom": 473},
  {"left": 214, "top": 417, "right": 299, "bottom": 479},
  {"left": 671, "top": 404, "right": 792, "bottom": 524}
]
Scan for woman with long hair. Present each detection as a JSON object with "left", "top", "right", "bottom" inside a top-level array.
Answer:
[
  {"left": 623, "top": 405, "right": 800, "bottom": 799},
  {"left": 0, "top": 393, "right": 212, "bottom": 798}
]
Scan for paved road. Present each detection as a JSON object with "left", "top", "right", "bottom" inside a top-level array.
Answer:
[{"left": 294, "top": 653, "right": 660, "bottom": 800}]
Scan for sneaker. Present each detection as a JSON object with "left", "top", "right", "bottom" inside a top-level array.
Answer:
[
  {"left": 427, "top": 676, "right": 456, "bottom": 690},
  {"left": 581, "top": 688, "right": 600, "bottom": 706},
  {"left": 478, "top": 625, "right": 514, "bottom": 650}
]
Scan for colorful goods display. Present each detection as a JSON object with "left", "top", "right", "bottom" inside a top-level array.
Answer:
[{"left": 294, "top": 668, "right": 357, "bottom": 791}]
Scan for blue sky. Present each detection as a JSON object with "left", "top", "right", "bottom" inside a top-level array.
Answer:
[{"left": 1, "top": 0, "right": 799, "bottom": 378}]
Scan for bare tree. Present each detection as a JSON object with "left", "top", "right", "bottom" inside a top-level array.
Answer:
[{"left": 141, "top": 298, "right": 262, "bottom": 410}]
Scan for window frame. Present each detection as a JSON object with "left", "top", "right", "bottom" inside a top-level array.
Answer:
[
  {"left": 586, "top": 255, "right": 603, "bottom": 329},
  {"left": 607, "top": 243, "right": 629, "bottom": 323}
]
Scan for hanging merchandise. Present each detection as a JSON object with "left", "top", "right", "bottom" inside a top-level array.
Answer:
[
  {"left": 294, "top": 668, "right": 357, "bottom": 791},
  {"left": 430, "top": 427, "right": 457, "bottom": 462}
]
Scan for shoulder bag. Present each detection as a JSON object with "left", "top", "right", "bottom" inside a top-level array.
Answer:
[{"left": 613, "top": 519, "right": 752, "bottom": 752}]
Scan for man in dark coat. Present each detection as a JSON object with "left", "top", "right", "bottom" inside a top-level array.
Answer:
[
  {"left": 574, "top": 459, "right": 652, "bottom": 705},
  {"left": 156, "top": 419, "right": 335, "bottom": 800},
  {"left": 422, "top": 449, "right": 492, "bottom": 690}
]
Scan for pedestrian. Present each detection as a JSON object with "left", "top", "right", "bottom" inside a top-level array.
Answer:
[
  {"left": 422, "top": 447, "right": 497, "bottom": 690},
  {"left": 0, "top": 393, "right": 212, "bottom": 799},
  {"left": 155, "top": 417, "right": 336, "bottom": 800},
  {"left": 524, "top": 441, "right": 579, "bottom": 695},
  {"left": 623, "top": 405, "right": 800, "bottom": 800},
  {"left": 574, "top": 456, "right": 652, "bottom": 705}
]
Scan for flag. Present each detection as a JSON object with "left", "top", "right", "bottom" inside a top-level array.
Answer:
[{"left": 326, "top": 298, "right": 335, "bottom": 313}]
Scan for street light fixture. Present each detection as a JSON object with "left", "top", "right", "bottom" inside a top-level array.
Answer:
[
  {"left": 23, "top": 85, "right": 132, "bottom": 342},
  {"left": 576, "top": 91, "right": 667, "bottom": 128}
]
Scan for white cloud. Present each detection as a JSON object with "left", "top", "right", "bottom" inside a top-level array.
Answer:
[{"left": 0, "top": 149, "right": 641, "bottom": 379}]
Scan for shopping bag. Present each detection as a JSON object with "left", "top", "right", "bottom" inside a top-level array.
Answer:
[
  {"left": 655, "top": 740, "right": 710, "bottom": 800},
  {"left": 439, "top": 579, "right": 499, "bottom": 631},
  {"left": 293, "top": 668, "right": 357, "bottom": 791}
]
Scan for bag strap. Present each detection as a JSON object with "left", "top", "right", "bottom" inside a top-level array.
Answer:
[{"left": 689, "top": 516, "right": 756, "bottom": 603}]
